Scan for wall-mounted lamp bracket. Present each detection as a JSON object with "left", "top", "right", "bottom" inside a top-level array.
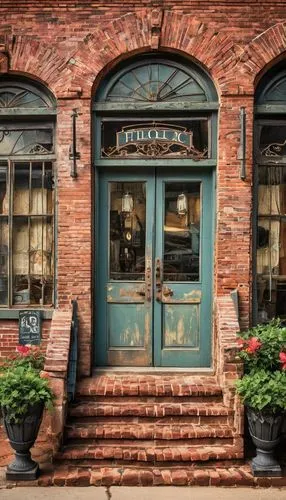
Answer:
[
  {"left": 237, "top": 107, "right": 246, "bottom": 181},
  {"left": 69, "top": 108, "right": 81, "bottom": 178}
]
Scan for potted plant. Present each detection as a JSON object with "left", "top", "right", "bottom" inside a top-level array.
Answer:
[
  {"left": 236, "top": 319, "right": 286, "bottom": 476},
  {"left": 0, "top": 345, "right": 54, "bottom": 480}
]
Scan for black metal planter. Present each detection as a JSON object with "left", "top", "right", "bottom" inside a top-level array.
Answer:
[
  {"left": 2, "top": 402, "right": 44, "bottom": 481},
  {"left": 247, "top": 406, "right": 283, "bottom": 477}
]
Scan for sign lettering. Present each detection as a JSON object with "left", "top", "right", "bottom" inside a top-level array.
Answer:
[{"left": 117, "top": 125, "right": 193, "bottom": 149}]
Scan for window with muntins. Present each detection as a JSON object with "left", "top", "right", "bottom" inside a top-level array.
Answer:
[
  {"left": 254, "top": 65, "right": 286, "bottom": 323},
  {"left": 0, "top": 78, "right": 56, "bottom": 307}
]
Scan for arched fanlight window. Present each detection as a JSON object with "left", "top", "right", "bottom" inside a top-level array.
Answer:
[
  {"left": 102, "top": 61, "right": 213, "bottom": 103},
  {"left": 254, "top": 64, "right": 286, "bottom": 324},
  {"left": 94, "top": 55, "right": 218, "bottom": 161},
  {"left": 0, "top": 76, "right": 56, "bottom": 308}
]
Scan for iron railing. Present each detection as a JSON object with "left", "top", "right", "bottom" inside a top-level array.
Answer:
[{"left": 67, "top": 299, "right": 78, "bottom": 402}]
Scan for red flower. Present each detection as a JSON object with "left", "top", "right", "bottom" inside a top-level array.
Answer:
[
  {"left": 245, "top": 337, "right": 262, "bottom": 354},
  {"left": 279, "top": 352, "right": 286, "bottom": 370},
  {"left": 16, "top": 345, "right": 30, "bottom": 357},
  {"left": 40, "top": 371, "right": 50, "bottom": 379}
]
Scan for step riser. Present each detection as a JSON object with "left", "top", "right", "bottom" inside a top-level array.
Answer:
[
  {"left": 70, "top": 406, "right": 229, "bottom": 418},
  {"left": 65, "top": 428, "right": 235, "bottom": 441},
  {"left": 66, "top": 438, "right": 235, "bottom": 448},
  {"left": 68, "top": 416, "right": 234, "bottom": 425},
  {"left": 76, "top": 395, "right": 223, "bottom": 403},
  {"left": 56, "top": 447, "right": 243, "bottom": 463}
]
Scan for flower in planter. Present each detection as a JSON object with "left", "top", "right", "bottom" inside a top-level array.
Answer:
[
  {"left": 16, "top": 345, "right": 30, "bottom": 356},
  {"left": 279, "top": 352, "right": 286, "bottom": 370},
  {"left": 245, "top": 337, "right": 262, "bottom": 354},
  {"left": 236, "top": 318, "right": 286, "bottom": 373}
]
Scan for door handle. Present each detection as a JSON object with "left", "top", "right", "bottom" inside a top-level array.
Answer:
[
  {"left": 145, "top": 257, "right": 152, "bottom": 302},
  {"left": 155, "top": 257, "right": 162, "bottom": 301}
]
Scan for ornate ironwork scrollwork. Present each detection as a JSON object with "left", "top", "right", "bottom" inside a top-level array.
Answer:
[
  {"left": 261, "top": 139, "right": 286, "bottom": 157},
  {"left": 102, "top": 141, "right": 208, "bottom": 159}
]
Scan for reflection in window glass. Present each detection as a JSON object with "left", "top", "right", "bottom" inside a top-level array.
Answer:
[
  {"left": 256, "top": 165, "right": 286, "bottom": 322},
  {"left": 164, "top": 182, "right": 200, "bottom": 282},
  {"left": 259, "top": 125, "right": 286, "bottom": 156},
  {"left": 109, "top": 182, "right": 146, "bottom": 281}
]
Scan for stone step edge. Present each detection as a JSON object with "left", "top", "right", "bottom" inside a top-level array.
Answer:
[
  {"left": 55, "top": 443, "right": 243, "bottom": 462},
  {"left": 76, "top": 387, "right": 223, "bottom": 397},
  {"left": 65, "top": 423, "right": 237, "bottom": 440},
  {"left": 69, "top": 403, "right": 233, "bottom": 417},
  {"left": 11, "top": 465, "right": 286, "bottom": 488}
]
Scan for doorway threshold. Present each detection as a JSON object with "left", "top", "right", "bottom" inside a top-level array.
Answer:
[{"left": 93, "top": 366, "right": 214, "bottom": 375}]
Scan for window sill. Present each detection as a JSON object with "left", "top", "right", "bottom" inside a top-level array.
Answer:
[{"left": 0, "top": 309, "right": 54, "bottom": 319}]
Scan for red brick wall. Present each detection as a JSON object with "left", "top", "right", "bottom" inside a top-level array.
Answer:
[
  {"left": 0, "top": 320, "right": 51, "bottom": 359},
  {"left": 0, "top": 1, "right": 286, "bottom": 374}
]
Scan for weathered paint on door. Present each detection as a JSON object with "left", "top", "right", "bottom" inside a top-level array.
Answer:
[{"left": 95, "top": 168, "right": 213, "bottom": 367}]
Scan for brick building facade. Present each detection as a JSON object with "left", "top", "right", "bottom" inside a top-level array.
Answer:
[{"left": 1, "top": 0, "right": 286, "bottom": 486}]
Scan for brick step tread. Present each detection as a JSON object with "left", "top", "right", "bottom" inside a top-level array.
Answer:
[
  {"left": 65, "top": 423, "right": 236, "bottom": 440},
  {"left": 36, "top": 464, "right": 286, "bottom": 487},
  {"left": 76, "top": 375, "right": 221, "bottom": 398},
  {"left": 67, "top": 414, "right": 233, "bottom": 425},
  {"left": 69, "top": 402, "right": 232, "bottom": 418},
  {"left": 56, "top": 443, "right": 243, "bottom": 462}
]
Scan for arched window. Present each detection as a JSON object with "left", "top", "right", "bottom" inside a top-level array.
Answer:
[
  {"left": 94, "top": 55, "right": 218, "bottom": 161},
  {"left": 254, "top": 64, "right": 286, "bottom": 323},
  {"left": 0, "top": 76, "right": 56, "bottom": 308}
]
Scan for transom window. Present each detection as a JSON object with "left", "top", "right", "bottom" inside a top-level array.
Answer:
[{"left": 0, "top": 77, "right": 56, "bottom": 308}]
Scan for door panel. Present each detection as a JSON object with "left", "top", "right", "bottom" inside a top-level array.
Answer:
[
  {"left": 96, "top": 173, "right": 154, "bottom": 366},
  {"left": 95, "top": 169, "right": 213, "bottom": 367},
  {"left": 153, "top": 172, "right": 212, "bottom": 367}
]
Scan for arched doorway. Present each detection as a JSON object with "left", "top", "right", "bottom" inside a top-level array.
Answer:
[
  {"left": 93, "top": 54, "right": 218, "bottom": 367},
  {"left": 254, "top": 63, "right": 286, "bottom": 324}
]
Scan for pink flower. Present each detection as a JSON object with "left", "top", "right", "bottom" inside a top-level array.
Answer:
[
  {"left": 279, "top": 352, "right": 286, "bottom": 370},
  {"left": 245, "top": 337, "right": 262, "bottom": 354},
  {"left": 16, "top": 345, "right": 30, "bottom": 357}
]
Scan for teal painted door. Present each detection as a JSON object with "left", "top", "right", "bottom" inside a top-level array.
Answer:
[{"left": 95, "top": 168, "right": 213, "bottom": 367}]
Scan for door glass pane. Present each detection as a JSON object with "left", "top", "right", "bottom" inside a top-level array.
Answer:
[
  {"left": 164, "top": 182, "right": 200, "bottom": 281},
  {"left": 109, "top": 182, "right": 146, "bottom": 281}
]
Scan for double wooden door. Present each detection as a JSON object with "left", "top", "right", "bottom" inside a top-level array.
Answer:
[{"left": 95, "top": 168, "right": 213, "bottom": 367}]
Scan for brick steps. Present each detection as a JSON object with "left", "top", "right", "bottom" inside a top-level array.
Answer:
[
  {"left": 56, "top": 374, "right": 243, "bottom": 474},
  {"left": 65, "top": 422, "right": 236, "bottom": 441}
]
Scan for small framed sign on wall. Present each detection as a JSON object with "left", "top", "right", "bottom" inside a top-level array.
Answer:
[{"left": 19, "top": 311, "right": 42, "bottom": 345}]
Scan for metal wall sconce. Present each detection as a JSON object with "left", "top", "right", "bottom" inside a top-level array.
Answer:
[
  {"left": 69, "top": 108, "right": 81, "bottom": 178},
  {"left": 237, "top": 107, "right": 246, "bottom": 181}
]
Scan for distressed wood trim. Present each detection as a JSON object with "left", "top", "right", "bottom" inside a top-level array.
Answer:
[{"left": 93, "top": 102, "right": 219, "bottom": 112}]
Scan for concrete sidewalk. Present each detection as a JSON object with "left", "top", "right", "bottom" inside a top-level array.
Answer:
[{"left": 0, "top": 487, "right": 286, "bottom": 500}]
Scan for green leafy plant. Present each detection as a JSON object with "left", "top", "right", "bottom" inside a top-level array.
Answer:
[
  {"left": 0, "top": 365, "right": 54, "bottom": 423},
  {"left": 236, "top": 319, "right": 286, "bottom": 373},
  {"left": 236, "top": 369, "right": 286, "bottom": 413}
]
